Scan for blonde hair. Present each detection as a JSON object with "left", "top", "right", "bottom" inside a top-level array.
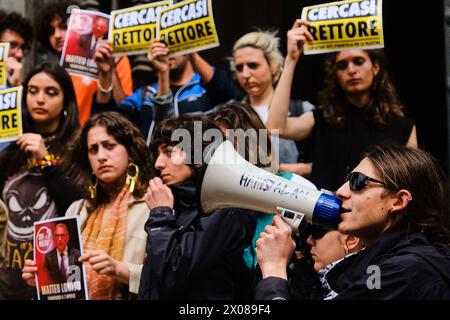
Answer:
[{"left": 231, "top": 30, "right": 284, "bottom": 84}]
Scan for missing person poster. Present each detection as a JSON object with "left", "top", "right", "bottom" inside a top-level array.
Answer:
[
  {"left": 34, "top": 216, "right": 89, "bottom": 300},
  {"left": 0, "top": 86, "right": 22, "bottom": 143},
  {"left": 0, "top": 43, "right": 10, "bottom": 89},
  {"left": 301, "top": 0, "right": 384, "bottom": 55},
  {"left": 60, "top": 9, "right": 110, "bottom": 79},
  {"left": 157, "top": 0, "right": 220, "bottom": 56},
  {"left": 110, "top": 0, "right": 173, "bottom": 56}
]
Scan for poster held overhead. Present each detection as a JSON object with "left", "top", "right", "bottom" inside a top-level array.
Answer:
[
  {"left": 301, "top": 0, "right": 384, "bottom": 55},
  {"left": 60, "top": 9, "right": 110, "bottom": 79},
  {"left": 157, "top": 0, "right": 220, "bottom": 57},
  {"left": 110, "top": 1, "right": 173, "bottom": 57}
]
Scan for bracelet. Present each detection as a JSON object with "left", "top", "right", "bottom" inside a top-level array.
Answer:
[
  {"left": 98, "top": 81, "right": 113, "bottom": 94},
  {"left": 36, "top": 154, "right": 58, "bottom": 171}
]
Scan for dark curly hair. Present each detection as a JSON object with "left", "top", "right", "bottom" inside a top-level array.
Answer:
[
  {"left": 0, "top": 9, "right": 33, "bottom": 48},
  {"left": 318, "top": 49, "right": 405, "bottom": 127},
  {"left": 71, "top": 112, "right": 154, "bottom": 211},
  {"left": 35, "top": 1, "right": 80, "bottom": 52},
  {"left": 365, "top": 144, "right": 450, "bottom": 245}
]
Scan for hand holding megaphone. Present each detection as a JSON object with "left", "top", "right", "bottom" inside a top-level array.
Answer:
[{"left": 199, "top": 141, "right": 341, "bottom": 232}]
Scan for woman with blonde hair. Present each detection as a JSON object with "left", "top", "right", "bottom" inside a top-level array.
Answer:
[{"left": 231, "top": 30, "right": 315, "bottom": 174}]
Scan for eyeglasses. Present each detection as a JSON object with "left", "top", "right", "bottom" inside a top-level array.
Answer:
[
  {"left": 9, "top": 41, "right": 29, "bottom": 53},
  {"left": 346, "top": 172, "right": 385, "bottom": 191},
  {"left": 310, "top": 225, "right": 332, "bottom": 240}
]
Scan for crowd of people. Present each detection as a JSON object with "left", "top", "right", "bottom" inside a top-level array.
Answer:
[{"left": 0, "top": 1, "right": 449, "bottom": 300}]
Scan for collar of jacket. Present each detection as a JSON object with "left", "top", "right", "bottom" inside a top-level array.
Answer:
[
  {"left": 326, "top": 227, "right": 429, "bottom": 293},
  {"left": 169, "top": 178, "right": 198, "bottom": 213}
]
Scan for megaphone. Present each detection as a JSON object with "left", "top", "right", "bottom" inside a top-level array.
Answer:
[{"left": 199, "top": 141, "right": 341, "bottom": 231}]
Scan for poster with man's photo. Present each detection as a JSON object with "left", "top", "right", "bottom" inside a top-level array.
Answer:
[
  {"left": 34, "top": 216, "right": 89, "bottom": 300},
  {"left": 60, "top": 9, "right": 110, "bottom": 79}
]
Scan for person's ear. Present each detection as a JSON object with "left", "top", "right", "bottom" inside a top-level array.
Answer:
[
  {"left": 389, "top": 189, "right": 413, "bottom": 213},
  {"left": 372, "top": 61, "right": 380, "bottom": 77},
  {"left": 344, "top": 235, "right": 362, "bottom": 254}
]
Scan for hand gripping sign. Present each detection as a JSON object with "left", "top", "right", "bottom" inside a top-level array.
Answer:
[
  {"left": 157, "top": 0, "right": 220, "bottom": 57},
  {"left": 301, "top": 0, "right": 384, "bottom": 55},
  {"left": 110, "top": 1, "right": 173, "bottom": 56}
]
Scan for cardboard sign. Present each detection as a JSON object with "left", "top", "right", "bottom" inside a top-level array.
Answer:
[
  {"left": 157, "top": 0, "right": 220, "bottom": 56},
  {"left": 0, "top": 86, "right": 22, "bottom": 143},
  {"left": 34, "top": 216, "right": 89, "bottom": 300},
  {"left": 60, "top": 9, "right": 110, "bottom": 79},
  {"left": 301, "top": 0, "right": 384, "bottom": 55},
  {"left": 0, "top": 43, "right": 10, "bottom": 89},
  {"left": 110, "top": 1, "right": 173, "bottom": 56}
]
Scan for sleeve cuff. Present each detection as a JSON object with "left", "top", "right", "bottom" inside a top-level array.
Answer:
[
  {"left": 151, "top": 91, "right": 173, "bottom": 105},
  {"left": 127, "top": 263, "right": 143, "bottom": 294},
  {"left": 255, "top": 277, "right": 289, "bottom": 300}
]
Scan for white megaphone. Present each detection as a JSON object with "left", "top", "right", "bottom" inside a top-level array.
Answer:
[{"left": 199, "top": 140, "right": 341, "bottom": 231}]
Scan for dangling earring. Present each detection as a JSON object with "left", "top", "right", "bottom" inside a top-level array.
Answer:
[
  {"left": 88, "top": 172, "right": 98, "bottom": 200},
  {"left": 125, "top": 162, "right": 139, "bottom": 193},
  {"left": 63, "top": 110, "right": 68, "bottom": 117}
]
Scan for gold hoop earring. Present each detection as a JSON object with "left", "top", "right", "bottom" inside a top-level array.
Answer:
[
  {"left": 126, "top": 162, "right": 139, "bottom": 193},
  {"left": 88, "top": 172, "right": 98, "bottom": 200}
]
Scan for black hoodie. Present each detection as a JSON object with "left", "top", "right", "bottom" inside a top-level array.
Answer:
[{"left": 138, "top": 180, "right": 257, "bottom": 300}]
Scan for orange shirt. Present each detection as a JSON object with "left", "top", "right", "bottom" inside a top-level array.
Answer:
[{"left": 71, "top": 56, "right": 133, "bottom": 125}]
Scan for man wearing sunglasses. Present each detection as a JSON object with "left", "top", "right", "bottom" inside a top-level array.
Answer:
[{"left": 0, "top": 10, "right": 33, "bottom": 87}]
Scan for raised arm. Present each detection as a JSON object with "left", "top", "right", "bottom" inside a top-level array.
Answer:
[
  {"left": 267, "top": 19, "right": 315, "bottom": 140},
  {"left": 147, "top": 39, "right": 170, "bottom": 97}
]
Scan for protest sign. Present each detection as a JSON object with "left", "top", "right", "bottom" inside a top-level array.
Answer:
[
  {"left": 0, "top": 43, "right": 10, "bottom": 88},
  {"left": 0, "top": 86, "right": 22, "bottom": 143},
  {"left": 34, "top": 216, "right": 89, "bottom": 300},
  {"left": 301, "top": 0, "right": 384, "bottom": 55},
  {"left": 60, "top": 9, "right": 110, "bottom": 79},
  {"left": 157, "top": 0, "right": 219, "bottom": 56},
  {"left": 110, "top": 1, "right": 172, "bottom": 56}
]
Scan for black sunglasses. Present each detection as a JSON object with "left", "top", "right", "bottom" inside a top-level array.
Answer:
[
  {"left": 310, "top": 225, "right": 332, "bottom": 240},
  {"left": 346, "top": 172, "right": 385, "bottom": 191}
]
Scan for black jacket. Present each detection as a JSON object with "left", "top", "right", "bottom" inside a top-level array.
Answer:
[
  {"left": 255, "top": 228, "right": 450, "bottom": 300},
  {"left": 138, "top": 181, "right": 256, "bottom": 300}
]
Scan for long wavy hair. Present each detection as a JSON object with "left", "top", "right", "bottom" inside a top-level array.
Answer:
[
  {"left": 0, "top": 63, "right": 80, "bottom": 185},
  {"left": 71, "top": 112, "right": 153, "bottom": 211},
  {"left": 366, "top": 145, "right": 450, "bottom": 245},
  {"left": 318, "top": 50, "right": 405, "bottom": 127}
]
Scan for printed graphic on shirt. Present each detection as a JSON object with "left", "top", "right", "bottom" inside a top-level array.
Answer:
[
  {"left": 0, "top": 86, "right": 22, "bottom": 142},
  {"left": 157, "top": 0, "right": 220, "bottom": 57},
  {"left": 110, "top": 0, "right": 173, "bottom": 56},
  {"left": 301, "top": 0, "right": 384, "bottom": 55},
  {"left": 60, "top": 9, "right": 110, "bottom": 79}
]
